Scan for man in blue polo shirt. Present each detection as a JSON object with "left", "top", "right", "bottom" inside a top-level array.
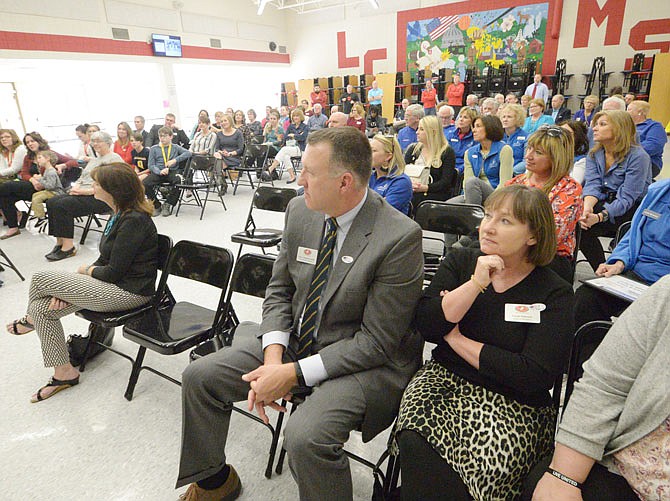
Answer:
[
  {"left": 397, "top": 104, "right": 424, "bottom": 152},
  {"left": 628, "top": 100, "right": 667, "bottom": 178}
]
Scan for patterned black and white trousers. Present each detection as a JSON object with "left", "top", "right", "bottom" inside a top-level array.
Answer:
[{"left": 27, "top": 270, "right": 151, "bottom": 367}]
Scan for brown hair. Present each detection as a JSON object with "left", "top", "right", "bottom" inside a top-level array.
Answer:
[
  {"left": 36, "top": 150, "right": 58, "bottom": 166},
  {"left": 23, "top": 132, "right": 50, "bottom": 160},
  {"left": 525, "top": 126, "right": 574, "bottom": 195},
  {"left": 0, "top": 129, "right": 22, "bottom": 154},
  {"left": 116, "top": 122, "right": 133, "bottom": 144},
  {"left": 91, "top": 162, "right": 153, "bottom": 216},
  {"left": 307, "top": 127, "right": 371, "bottom": 187},
  {"left": 484, "top": 184, "right": 557, "bottom": 266},
  {"left": 476, "top": 115, "right": 504, "bottom": 142},
  {"left": 589, "top": 110, "right": 638, "bottom": 163}
]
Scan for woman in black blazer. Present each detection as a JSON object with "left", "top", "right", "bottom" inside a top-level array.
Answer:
[{"left": 405, "top": 115, "right": 457, "bottom": 212}]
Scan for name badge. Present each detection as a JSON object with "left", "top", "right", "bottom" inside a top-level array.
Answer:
[
  {"left": 472, "top": 154, "right": 478, "bottom": 158},
  {"left": 518, "top": 136, "right": 526, "bottom": 140},
  {"left": 450, "top": 138, "right": 458, "bottom": 142},
  {"left": 297, "top": 246, "right": 317, "bottom": 265},
  {"left": 504, "top": 303, "right": 542, "bottom": 324},
  {"left": 642, "top": 209, "right": 661, "bottom": 220}
]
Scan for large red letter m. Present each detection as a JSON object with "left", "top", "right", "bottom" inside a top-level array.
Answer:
[{"left": 573, "top": 0, "right": 626, "bottom": 48}]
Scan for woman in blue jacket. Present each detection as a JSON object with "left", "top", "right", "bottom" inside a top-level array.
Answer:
[
  {"left": 444, "top": 106, "right": 477, "bottom": 173},
  {"left": 369, "top": 134, "right": 412, "bottom": 215},
  {"left": 461, "top": 115, "right": 514, "bottom": 205},
  {"left": 579, "top": 110, "right": 652, "bottom": 271},
  {"left": 574, "top": 178, "right": 670, "bottom": 329},
  {"left": 501, "top": 104, "right": 529, "bottom": 175},
  {"left": 524, "top": 99, "right": 554, "bottom": 134}
]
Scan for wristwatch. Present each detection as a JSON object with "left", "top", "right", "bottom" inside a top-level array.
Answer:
[
  {"left": 600, "top": 210, "right": 609, "bottom": 223},
  {"left": 294, "top": 362, "right": 307, "bottom": 387}
]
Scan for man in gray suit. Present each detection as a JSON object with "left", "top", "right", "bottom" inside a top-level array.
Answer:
[{"left": 176, "top": 127, "right": 424, "bottom": 501}]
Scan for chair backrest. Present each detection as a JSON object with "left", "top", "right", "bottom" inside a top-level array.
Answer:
[
  {"left": 414, "top": 201, "right": 485, "bottom": 236},
  {"left": 450, "top": 169, "right": 464, "bottom": 198},
  {"left": 614, "top": 220, "right": 632, "bottom": 248},
  {"left": 156, "top": 234, "right": 173, "bottom": 271},
  {"left": 562, "top": 320, "right": 612, "bottom": 417},
  {"left": 189, "top": 154, "right": 217, "bottom": 172},
  {"left": 158, "top": 240, "right": 235, "bottom": 290},
  {"left": 253, "top": 186, "right": 298, "bottom": 212},
  {"left": 229, "top": 253, "right": 276, "bottom": 298}
]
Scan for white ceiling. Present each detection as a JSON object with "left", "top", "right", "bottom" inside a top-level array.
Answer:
[{"left": 254, "top": 0, "right": 376, "bottom": 15}]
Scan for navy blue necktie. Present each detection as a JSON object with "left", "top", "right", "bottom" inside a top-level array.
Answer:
[{"left": 296, "top": 218, "right": 337, "bottom": 358}]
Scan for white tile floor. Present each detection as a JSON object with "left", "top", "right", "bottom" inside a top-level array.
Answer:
[{"left": 1, "top": 143, "right": 668, "bottom": 501}]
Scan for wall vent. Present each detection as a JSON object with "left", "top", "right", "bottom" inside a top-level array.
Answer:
[
  {"left": 111, "top": 27, "right": 130, "bottom": 40},
  {"left": 278, "top": 45, "right": 287, "bottom": 54},
  {"left": 210, "top": 38, "right": 222, "bottom": 48}
]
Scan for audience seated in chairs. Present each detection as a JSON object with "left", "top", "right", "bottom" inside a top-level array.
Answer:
[
  {"left": 263, "top": 108, "right": 308, "bottom": 184},
  {"left": 579, "top": 110, "right": 652, "bottom": 272},
  {"left": 365, "top": 106, "right": 388, "bottom": 138},
  {"left": 405, "top": 115, "right": 457, "bottom": 212},
  {"left": 394, "top": 185, "right": 574, "bottom": 501},
  {"left": 306, "top": 103, "right": 328, "bottom": 132},
  {"left": 113, "top": 122, "right": 134, "bottom": 164},
  {"left": 233, "top": 109, "right": 257, "bottom": 148},
  {"left": 246, "top": 109, "right": 263, "bottom": 138},
  {"left": 574, "top": 177, "right": 670, "bottom": 329},
  {"left": 501, "top": 103, "right": 529, "bottom": 175},
  {"left": 213, "top": 113, "right": 244, "bottom": 175},
  {"left": 6, "top": 163, "right": 158, "bottom": 403},
  {"left": 346, "top": 103, "right": 367, "bottom": 134},
  {"left": 175, "top": 127, "right": 424, "bottom": 501},
  {"left": 144, "top": 126, "right": 192, "bottom": 218},
  {"left": 558, "top": 119, "right": 590, "bottom": 185},
  {"left": 369, "top": 134, "right": 412, "bottom": 215},
  {"left": 0, "top": 128, "right": 28, "bottom": 183},
  {"left": 0, "top": 132, "right": 78, "bottom": 240},
  {"left": 255, "top": 109, "right": 284, "bottom": 178},
  {"left": 506, "top": 125, "right": 583, "bottom": 283},
  {"left": 523, "top": 276, "right": 670, "bottom": 501},
  {"left": 452, "top": 115, "right": 513, "bottom": 206},
  {"left": 30, "top": 150, "right": 66, "bottom": 228},
  {"left": 75, "top": 123, "right": 94, "bottom": 162}
]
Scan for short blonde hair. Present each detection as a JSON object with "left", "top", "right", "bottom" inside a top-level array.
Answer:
[
  {"left": 584, "top": 95, "right": 599, "bottom": 107},
  {"left": 590, "top": 110, "right": 638, "bottom": 163},
  {"left": 500, "top": 104, "right": 526, "bottom": 128},
  {"left": 630, "top": 100, "right": 650, "bottom": 116},
  {"left": 372, "top": 134, "right": 405, "bottom": 176},
  {"left": 530, "top": 98, "right": 546, "bottom": 112},
  {"left": 485, "top": 184, "right": 557, "bottom": 266},
  {"left": 351, "top": 103, "right": 366, "bottom": 119},
  {"left": 291, "top": 108, "right": 305, "bottom": 122}
]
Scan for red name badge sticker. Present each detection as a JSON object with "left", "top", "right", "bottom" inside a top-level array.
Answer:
[{"left": 297, "top": 246, "right": 317, "bottom": 265}]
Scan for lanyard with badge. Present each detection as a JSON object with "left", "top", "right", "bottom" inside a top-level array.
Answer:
[{"left": 160, "top": 143, "right": 172, "bottom": 168}]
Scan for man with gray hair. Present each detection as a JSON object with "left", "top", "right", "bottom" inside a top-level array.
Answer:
[
  {"left": 480, "top": 97, "right": 499, "bottom": 116},
  {"left": 602, "top": 96, "right": 626, "bottom": 111},
  {"left": 393, "top": 98, "right": 411, "bottom": 131},
  {"left": 545, "top": 94, "right": 571, "bottom": 123},
  {"left": 398, "top": 104, "right": 425, "bottom": 152},
  {"left": 306, "top": 103, "right": 328, "bottom": 131},
  {"left": 437, "top": 104, "right": 455, "bottom": 136},
  {"left": 466, "top": 94, "right": 480, "bottom": 112}
]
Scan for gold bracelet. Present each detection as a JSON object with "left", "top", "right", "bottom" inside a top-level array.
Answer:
[{"left": 470, "top": 275, "right": 487, "bottom": 294}]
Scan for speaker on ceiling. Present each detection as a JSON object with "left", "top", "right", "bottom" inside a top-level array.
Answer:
[{"left": 269, "top": 41, "right": 277, "bottom": 52}]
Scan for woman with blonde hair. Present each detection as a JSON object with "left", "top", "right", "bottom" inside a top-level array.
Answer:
[
  {"left": 445, "top": 106, "right": 477, "bottom": 172},
  {"left": 579, "top": 110, "right": 652, "bottom": 271},
  {"left": 113, "top": 122, "right": 134, "bottom": 164},
  {"left": 346, "top": 102, "right": 367, "bottom": 133},
  {"left": 405, "top": 115, "right": 457, "bottom": 211},
  {"left": 501, "top": 103, "right": 529, "bottom": 175},
  {"left": 507, "top": 125, "right": 583, "bottom": 282},
  {"left": 574, "top": 95, "right": 598, "bottom": 126},
  {"left": 369, "top": 134, "right": 412, "bottom": 215}
]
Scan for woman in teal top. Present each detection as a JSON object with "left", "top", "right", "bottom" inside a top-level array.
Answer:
[{"left": 524, "top": 99, "right": 554, "bottom": 134}]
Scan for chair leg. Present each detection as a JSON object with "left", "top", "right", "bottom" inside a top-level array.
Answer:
[
  {"left": 124, "top": 346, "right": 147, "bottom": 401},
  {"left": 78, "top": 324, "right": 112, "bottom": 372},
  {"left": 80, "top": 215, "right": 93, "bottom": 245},
  {"left": 274, "top": 399, "right": 301, "bottom": 474},
  {"left": 0, "top": 248, "right": 25, "bottom": 281}
]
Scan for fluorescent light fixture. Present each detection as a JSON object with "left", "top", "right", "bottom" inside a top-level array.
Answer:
[
  {"left": 258, "top": 0, "right": 269, "bottom": 15},
  {"left": 368, "top": 0, "right": 379, "bottom": 8}
]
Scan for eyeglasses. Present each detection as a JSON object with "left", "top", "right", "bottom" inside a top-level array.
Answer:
[
  {"left": 384, "top": 134, "right": 396, "bottom": 158},
  {"left": 537, "top": 125, "right": 566, "bottom": 138}
]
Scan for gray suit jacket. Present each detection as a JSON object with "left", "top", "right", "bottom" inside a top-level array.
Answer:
[{"left": 259, "top": 189, "right": 424, "bottom": 441}]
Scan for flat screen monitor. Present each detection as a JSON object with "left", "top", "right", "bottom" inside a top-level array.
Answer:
[{"left": 152, "top": 34, "right": 182, "bottom": 57}]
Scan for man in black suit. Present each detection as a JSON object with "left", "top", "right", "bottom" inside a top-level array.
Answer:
[
  {"left": 133, "top": 115, "right": 150, "bottom": 145},
  {"left": 147, "top": 113, "right": 190, "bottom": 149},
  {"left": 545, "top": 94, "right": 571, "bottom": 124}
]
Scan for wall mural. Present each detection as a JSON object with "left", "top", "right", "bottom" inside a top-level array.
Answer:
[{"left": 405, "top": 3, "right": 549, "bottom": 76}]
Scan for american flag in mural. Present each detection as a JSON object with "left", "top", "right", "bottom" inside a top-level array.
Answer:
[{"left": 427, "top": 15, "right": 460, "bottom": 41}]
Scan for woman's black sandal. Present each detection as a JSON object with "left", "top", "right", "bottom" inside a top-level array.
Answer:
[
  {"left": 31, "top": 376, "right": 80, "bottom": 403},
  {"left": 8, "top": 315, "right": 34, "bottom": 335}
]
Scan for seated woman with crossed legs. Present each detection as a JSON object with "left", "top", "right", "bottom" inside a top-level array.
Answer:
[{"left": 6, "top": 163, "right": 158, "bottom": 402}]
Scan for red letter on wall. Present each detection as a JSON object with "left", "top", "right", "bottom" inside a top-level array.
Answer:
[
  {"left": 363, "top": 49, "right": 388, "bottom": 75},
  {"left": 629, "top": 19, "right": 670, "bottom": 53},
  {"left": 573, "top": 0, "right": 626, "bottom": 48},
  {"left": 337, "top": 31, "right": 359, "bottom": 69}
]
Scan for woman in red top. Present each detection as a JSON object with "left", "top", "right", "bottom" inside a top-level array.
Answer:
[
  {"left": 346, "top": 103, "right": 367, "bottom": 133},
  {"left": 506, "top": 125, "right": 583, "bottom": 283},
  {"left": 446, "top": 74, "right": 465, "bottom": 116},
  {"left": 113, "top": 122, "right": 133, "bottom": 164},
  {"left": 422, "top": 80, "right": 438, "bottom": 116},
  {"left": 0, "top": 132, "right": 78, "bottom": 238}
]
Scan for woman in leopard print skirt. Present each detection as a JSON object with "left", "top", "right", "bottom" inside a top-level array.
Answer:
[{"left": 394, "top": 185, "right": 574, "bottom": 501}]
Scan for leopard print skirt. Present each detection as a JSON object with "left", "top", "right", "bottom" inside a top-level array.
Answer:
[{"left": 393, "top": 361, "right": 556, "bottom": 501}]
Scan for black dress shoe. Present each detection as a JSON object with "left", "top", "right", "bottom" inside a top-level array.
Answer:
[
  {"left": 45, "top": 245, "right": 62, "bottom": 259},
  {"left": 46, "top": 247, "right": 77, "bottom": 261},
  {"left": 18, "top": 211, "right": 29, "bottom": 229}
]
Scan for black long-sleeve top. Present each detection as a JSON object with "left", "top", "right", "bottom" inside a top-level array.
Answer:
[
  {"left": 91, "top": 210, "right": 158, "bottom": 297},
  {"left": 416, "top": 248, "right": 574, "bottom": 407},
  {"left": 405, "top": 145, "right": 457, "bottom": 201}
]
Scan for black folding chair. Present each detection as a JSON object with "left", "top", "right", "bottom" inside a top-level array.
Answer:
[
  {"left": 74, "top": 234, "right": 173, "bottom": 372},
  {"left": 0, "top": 246, "right": 25, "bottom": 281},
  {"left": 414, "top": 201, "right": 485, "bottom": 281},
  {"left": 120, "top": 241, "right": 234, "bottom": 400},
  {"left": 230, "top": 186, "right": 298, "bottom": 260},
  {"left": 174, "top": 155, "right": 227, "bottom": 219},
  {"left": 230, "top": 144, "right": 262, "bottom": 195},
  {"left": 75, "top": 212, "right": 111, "bottom": 245},
  {"left": 563, "top": 320, "right": 612, "bottom": 416}
]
